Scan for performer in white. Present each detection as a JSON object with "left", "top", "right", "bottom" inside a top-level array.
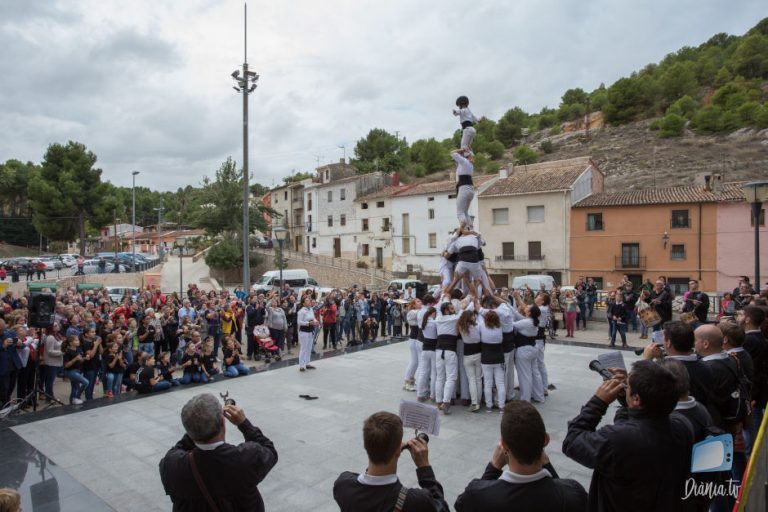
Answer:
[
  {"left": 296, "top": 296, "right": 318, "bottom": 372},
  {"left": 453, "top": 95, "right": 478, "bottom": 150},
  {"left": 451, "top": 149, "right": 475, "bottom": 228},
  {"left": 402, "top": 298, "right": 422, "bottom": 391}
]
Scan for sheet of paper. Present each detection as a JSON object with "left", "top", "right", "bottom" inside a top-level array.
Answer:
[
  {"left": 598, "top": 350, "right": 626, "bottom": 371},
  {"left": 399, "top": 399, "right": 440, "bottom": 436}
]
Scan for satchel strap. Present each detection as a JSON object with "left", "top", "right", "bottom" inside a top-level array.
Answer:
[
  {"left": 393, "top": 484, "right": 408, "bottom": 512},
  {"left": 188, "top": 451, "right": 221, "bottom": 512}
]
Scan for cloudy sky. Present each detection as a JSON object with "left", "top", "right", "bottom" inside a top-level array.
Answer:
[{"left": 0, "top": 1, "right": 763, "bottom": 191}]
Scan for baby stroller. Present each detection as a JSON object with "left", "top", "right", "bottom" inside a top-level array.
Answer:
[{"left": 254, "top": 325, "right": 281, "bottom": 363}]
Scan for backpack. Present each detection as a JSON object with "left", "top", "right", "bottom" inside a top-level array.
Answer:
[{"left": 713, "top": 354, "right": 752, "bottom": 422}]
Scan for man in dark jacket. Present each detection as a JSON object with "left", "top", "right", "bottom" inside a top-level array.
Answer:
[
  {"left": 682, "top": 280, "right": 710, "bottom": 324},
  {"left": 333, "top": 411, "right": 449, "bottom": 512},
  {"left": 742, "top": 305, "right": 767, "bottom": 455},
  {"left": 648, "top": 280, "right": 672, "bottom": 331},
  {"left": 455, "top": 400, "right": 587, "bottom": 511},
  {"left": 562, "top": 360, "right": 693, "bottom": 512},
  {"left": 159, "top": 393, "right": 277, "bottom": 512},
  {"left": 246, "top": 297, "right": 266, "bottom": 360}
]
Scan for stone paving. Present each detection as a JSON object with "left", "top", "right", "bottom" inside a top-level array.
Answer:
[{"left": 12, "top": 339, "right": 639, "bottom": 511}]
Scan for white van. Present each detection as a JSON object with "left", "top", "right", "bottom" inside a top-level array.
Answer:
[
  {"left": 511, "top": 274, "right": 555, "bottom": 291},
  {"left": 252, "top": 269, "right": 319, "bottom": 293}
]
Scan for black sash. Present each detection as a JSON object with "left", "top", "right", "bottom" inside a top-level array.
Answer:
[
  {"left": 536, "top": 327, "right": 546, "bottom": 341},
  {"left": 481, "top": 343, "right": 504, "bottom": 364},
  {"left": 514, "top": 332, "right": 536, "bottom": 348},
  {"left": 461, "top": 121, "right": 474, "bottom": 128},
  {"left": 455, "top": 174, "right": 474, "bottom": 194},
  {"left": 463, "top": 342, "right": 481, "bottom": 356},
  {"left": 502, "top": 331, "right": 515, "bottom": 353},
  {"left": 436, "top": 334, "right": 458, "bottom": 352},
  {"left": 422, "top": 337, "right": 437, "bottom": 351},
  {"left": 300, "top": 326, "right": 313, "bottom": 333},
  {"left": 457, "top": 246, "right": 480, "bottom": 263},
  {"left": 409, "top": 325, "right": 419, "bottom": 340}
]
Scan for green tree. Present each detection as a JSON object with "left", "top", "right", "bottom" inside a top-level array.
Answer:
[
  {"left": 353, "top": 129, "right": 408, "bottom": 172},
  {"left": 561, "top": 88, "right": 589, "bottom": 107},
  {"left": 0, "top": 159, "right": 37, "bottom": 216},
  {"left": 410, "top": 138, "right": 449, "bottom": 173},
  {"left": 691, "top": 105, "right": 725, "bottom": 133},
  {"left": 590, "top": 84, "right": 609, "bottom": 112},
  {"left": 713, "top": 66, "right": 733, "bottom": 87},
  {"left": 513, "top": 145, "right": 539, "bottom": 165},
  {"left": 495, "top": 107, "right": 529, "bottom": 147},
  {"left": 730, "top": 33, "right": 768, "bottom": 79},
  {"left": 603, "top": 77, "right": 647, "bottom": 124},
  {"left": 486, "top": 140, "right": 505, "bottom": 160},
  {"left": 659, "top": 62, "right": 698, "bottom": 105},
  {"left": 711, "top": 82, "right": 748, "bottom": 111},
  {"left": 282, "top": 171, "right": 313, "bottom": 184},
  {"left": 27, "top": 141, "right": 108, "bottom": 254},
  {"left": 659, "top": 113, "right": 686, "bottom": 138},
  {"left": 666, "top": 95, "right": 699, "bottom": 119},
  {"left": 205, "top": 238, "right": 241, "bottom": 270}
]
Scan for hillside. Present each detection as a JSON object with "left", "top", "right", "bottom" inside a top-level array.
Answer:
[{"left": 529, "top": 120, "right": 768, "bottom": 191}]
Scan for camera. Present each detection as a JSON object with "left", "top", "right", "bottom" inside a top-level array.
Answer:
[{"left": 403, "top": 432, "right": 430, "bottom": 452}]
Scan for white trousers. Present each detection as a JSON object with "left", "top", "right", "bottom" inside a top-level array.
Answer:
[
  {"left": 456, "top": 185, "right": 475, "bottom": 227},
  {"left": 504, "top": 349, "right": 516, "bottom": 401},
  {"left": 298, "top": 331, "right": 314, "bottom": 369},
  {"left": 482, "top": 364, "right": 505, "bottom": 409},
  {"left": 463, "top": 352, "right": 483, "bottom": 406},
  {"left": 457, "top": 341, "right": 470, "bottom": 400},
  {"left": 455, "top": 261, "right": 491, "bottom": 291},
  {"left": 435, "top": 350, "right": 458, "bottom": 404},
  {"left": 515, "top": 344, "right": 539, "bottom": 402},
  {"left": 404, "top": 338, "right": 421, "bottom": 381},
  {"left": 439, "top": 264, "right": 454, "bottom": 288},
  {"left": 416, "top": 350, "right": 437, "bottom": 399},
  {"left": 461, "top": 126, "right": 476, "bottom": 150},
  {"left": 533, "top": 339, "right": 549, "bottom": 393}
]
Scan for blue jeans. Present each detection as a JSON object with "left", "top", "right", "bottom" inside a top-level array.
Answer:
[
  {"left": 180, "top": 372, "right": 204, "bottom": 385},
  {"left": 123, "top": 349, "right": 134, "bottom": 365},
  {"left": 640, "top": 321, "right": 648, "bottom": 337},
  {"left": 577, "top": 304, "right": 587, "bottom": 328},
  {"left": 587, "top": 297, "right": 596, "bottom": 319},
  {"left": 153, "top": 381, "right": 172, "bottom": 392},
  {"left": 43, "top": 365, "right": 61, "bottom": 397},
  {"left": 611, "top": 322, "right": 627, "bottom": 345},
  {"left": 105, "top": 372, "right": 123, "bottom": 396},
  {"left": 224, "top": 363, "right": 249, "bottom": 378},
  {"left": 138, "top": 343, "right": 154, "bottom": 356},
  {"left": 65, "top": 370, "right": 89, "bottom": 403},
  {"left": 626, "top": 309, "right": 638, "bottom": 331},
  {"left": 83, "top": 369, "right": 98, "bottom": 400},
  {"left": 607, "top": 319, "right": 616, "bottom": 340}
]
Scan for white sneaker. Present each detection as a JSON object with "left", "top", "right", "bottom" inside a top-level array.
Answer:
[{"left": 71, "top": 398, "right": 84, "bottom": 405}]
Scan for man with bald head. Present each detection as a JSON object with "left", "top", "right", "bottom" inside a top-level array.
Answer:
[{"left": 695, "top": 324, "right": 749, "bottom": 490}]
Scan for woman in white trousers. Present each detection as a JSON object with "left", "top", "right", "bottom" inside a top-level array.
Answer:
[
  {"left": 403, "top": 299, "right": 422, "bottom": 391},
  {"left": 415, "top": 308, "right": 437, "bottom": 402},
  {"left": 478, "top": 308, "right": 505, "bottom": 411},
  {"left": 457, "top": 309, "right": 482, "bottom": 412},
  {"left": 297, "top": 297, "right": 318, "bottom": 371}
]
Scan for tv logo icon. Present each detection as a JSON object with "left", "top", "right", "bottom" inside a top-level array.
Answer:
[{"left": 691, "top": 434, "right": 733, "bottom": 473}]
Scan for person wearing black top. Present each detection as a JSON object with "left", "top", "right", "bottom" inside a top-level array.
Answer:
[
  {"left": 648, "top": 280, "right": 672, "bottom": 331},
  {"left": 621, "top": 282, "right": 639, "bottom": 332},
  {"left": 682, "top": 280, "right": 710, "bottom": 324},
  {"left": 135, "top": 353, "right": 172, "bottom": 394},
  {"left": 157, "top": 351, "right": 181, "bottom": 387},
  {"left": 455, "top": 400, "right": 587, "bottom": 511},
  {"left": 608, "top": 300, "right": 628, "bottom": 348},
  {"left": 333, "top": 411, "right": 449, "bottom": 512},
  {"left": 160, "top": 393, "right": 277, "bottom": 512},
  {"left": 562, "top": 360, "right": 693, "bottom": 512},
  {"left": 741, "top": 305, "right": 767, "bottom": 456},
  {"left": 245, "top": 297, "right": 266, "bottom": 360},
  {"left": 80, "top": 328, "right": 102, "bottom": 401},
  {"left": 180, "top": 344, "right": 205, "bottom": 384}
]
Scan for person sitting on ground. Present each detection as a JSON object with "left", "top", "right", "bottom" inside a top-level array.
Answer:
[
  {"left": 160, "top": 393, "right": 277, "bottom": 512},
  {"left": 455, "top": 400, "right": 587, "bottom": 511},
  {"left": 135, "top": 353, "right": 172, "bottom": 394},
  {"left": 333, "top": 411, "right": 449, "bottom": 512}
]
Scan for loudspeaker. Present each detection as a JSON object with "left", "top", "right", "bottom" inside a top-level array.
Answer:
[
  {"left": 415, "top": 283, "right": 429, "bottom": 300},
  {"left": 29, "top": 293, "right": 56, "bottom": 328}
]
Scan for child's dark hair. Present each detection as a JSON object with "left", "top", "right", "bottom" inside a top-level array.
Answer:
[
  {"left": 529, "top": 305, "right": 541, "bottom": 327},
  {"left": 421, "top": 307, "right": 436, "bottom": 330},
  {"left": 455, "top": 95, "right": 469, "bottom": 108}
]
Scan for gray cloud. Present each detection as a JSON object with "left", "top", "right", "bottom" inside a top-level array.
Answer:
[{"left": 0, "top": 0, "right": 764, "bottom": 190}]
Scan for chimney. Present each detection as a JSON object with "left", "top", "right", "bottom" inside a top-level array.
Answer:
[
  {"left": 339, "top": 158, "right": 345, "bottom": 165},
  {"left": 392, "top": 172, "right": 400, "bottom": 187},
  {"left": 703, "top": 175, "right": 712, "bottom": 192},
  {"left": 499, "top": 166, "right": 509, "bottom": 179}
]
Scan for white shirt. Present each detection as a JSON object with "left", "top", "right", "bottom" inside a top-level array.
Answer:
[
  {"left": 538, "top": 305, "right": 551, "bottom": 329},
  {"left": 297, "top": 307, "right": 315, "bottom": 327},
  {"left": 454, "top": 107, "right": 478, "bottom": 124},
  {"left": 407, "top": 309, "right": 419, "bottom": 327},
  {"left": 478, "top": 313, "right": 503, "bottom": 344},
  {"left": 436, "top": 305, "right": 463, "bottom": 336},
  {"left": 727, "top": 347, "right": 745, "bottom": 354},
  {"left": 357, "top": 473, "right": 398, "bottom": 486},
  {"left": 460, "top": 322, "right": 481, "bottom": 344},
  {"left": 195, "top": 440, "right": 225, "bottom": 451},
  {"left": 513, "top": 317, "right": 539, "bottom": 337},
  {"left": 421, "top": 316, "right": 438, "bottom": 339},
  {"left": 667, "top": 354, "right": 699, "bottom": 362},
  {"left": 451, "top": 152, "right": 474, "bottom": 177},
  {"left": 674, "top": 396, "right": 699, "bottom": 411},
  {"left": 499, "top": 468, "right": 552, "bottom": 484},
  {"left": 494, "top": 303, "right": 516, "bottom": 334},
  {"left": 701, "top": 351, "right": 729, "bottom": 362}
]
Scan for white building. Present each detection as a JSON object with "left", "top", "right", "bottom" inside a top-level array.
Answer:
[
  {"left": 303, "top": 163, "right": 390, "bottom": 263},
  {"left": 389, "top": 175, "right": 497, "bottom": 278},
  {"left": 477, "top": 156, "right": 604, "bottom": 287}
]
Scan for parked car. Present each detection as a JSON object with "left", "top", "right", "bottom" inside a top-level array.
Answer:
[
  {"left": 82, "top": 259, "right": 125, "bottom": 274},
  {"left": 105, "top": 286, "right": 139, "bottom": 303},
  {"left": 59, "top": 255, "right": 76, "bottom": 268},
  {"left": 511, "top": 274, "right": 555, "bottom": 292},
  {"left": 0, "top": 258, "right": 34, "bottom": 271},
  {"left": 252, "top": 269, "right": 319, "bottom": 294},
  {"left": 37, "top": 257, "right": 64, "bottom": 270}
]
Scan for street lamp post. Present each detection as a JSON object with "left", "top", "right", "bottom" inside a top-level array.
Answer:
[
  {"left": 154, "top": 202, "right": 164, "bottom": 259},
  {"left": 742, "top": 181, "right": 768, "bottom": 294},
  {"left": 231, "top": 2, "right": 259, "bottom": 292},
  {"left": 179, "top": 238, "right": 185, "bottom": 298},
  {"left": 274, "top": 226, "right": 287, "bottom": 289},
  {"left": 132, "top": 170, "right": 139, "bottom": 272}
]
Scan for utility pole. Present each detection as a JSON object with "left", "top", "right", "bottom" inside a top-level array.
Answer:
[
  {"left": 231, "top": 1, "right": 259, "bottom": 291},
  {"left": 584, "top": 97, "right": 590, "bottom": 141},
  {"left": 154, "top": 201, "right": 165, "bottom": 258}
]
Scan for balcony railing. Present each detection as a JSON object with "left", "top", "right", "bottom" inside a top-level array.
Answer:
[
  {"left": 614, "top": 256, "right": 647, "bottom": 270},
  {"left": 495, "top": 254, "right": 545, "bottom": 261}
]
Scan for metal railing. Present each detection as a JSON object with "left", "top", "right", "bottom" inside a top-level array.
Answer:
[{"left": 495, "top": 254, "right": 545, "bottom": 261}]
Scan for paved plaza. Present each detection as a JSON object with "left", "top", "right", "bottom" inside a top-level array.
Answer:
[{"left": 5, "top": 340, "right": 639, "bottom": 511}]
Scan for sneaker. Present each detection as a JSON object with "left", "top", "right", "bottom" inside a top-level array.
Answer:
[
  {"left": 417, "top": 396, "right": 427, "bottom": 402},
  {"left": 442, "top": 405, "right": 451, "bottom": 415},
  {"left": 306, "top": 365, "right": 317, "bottom": 370},
  {"left": 547, "top": 384, "right": 557, "bottom": 390},
  {"left": 105, "top": 391, "right": 114, "bottom": 398},
  {"left": 71, "top": 398, "right": 84, "bottom": 405},
  {"left": 299, "top": 368, "right": 306, "bottom": 372},
  {"left": 469, "top": 404, "right": 480, "bottom": 413},
  {"left": 486, "top": 407, "right": 494, "bottom": 413}
]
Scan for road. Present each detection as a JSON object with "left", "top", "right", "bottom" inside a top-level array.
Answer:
[{"left": 160, "top": 254, "right": 216, "bottom": 294}]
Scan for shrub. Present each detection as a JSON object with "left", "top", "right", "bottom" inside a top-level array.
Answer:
[
  {"left": 666, "top": 95, "right": 699, "bottom": 119},
  {"left": 659, "top": 113, "right": 686, "bottom": 138},
  {"left": 356, "top": 260, "right": 369, "bottom": 269},
  {"left": 540, "top": 140, "right": 554, "bottom": 153},
  {"left": 486, "top": 140, "right": 505, "bottom": 160},
  {"left": 648, "top": 119, "right": 661, "bottom": 131},
  {"left": 549, "top": 124, "right": 562, "bottom": 135},
  {"left": 691, "top": 105, "right": 725, "bottom": 133},
  {"left": 513, "top": 145, "right": 539, "bottom": 165},
  {"left": 205, "top": 238, "right": 241, "bottom": 270}
]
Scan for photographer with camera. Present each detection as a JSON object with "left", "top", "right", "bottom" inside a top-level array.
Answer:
[
  {"left": 455, "top": 400, "right": 586, "bottom": 511},
  {"left": 562, "top": 360, "right": 693, "bottom": 512},
  {"left": 160, "top": 393, "right": 277, "bottom": 512},
  {"left": 333, "top": 411, "right": 448, "bottom": 512}
]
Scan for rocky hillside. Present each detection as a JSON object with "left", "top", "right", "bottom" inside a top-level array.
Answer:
[{"left": 530, "top": 120, "right": 768, "bottom": 191}]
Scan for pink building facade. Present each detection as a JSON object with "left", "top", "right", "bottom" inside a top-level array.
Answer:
[{"left": 716, "top": 201, "right": 768, "bottom": 292}]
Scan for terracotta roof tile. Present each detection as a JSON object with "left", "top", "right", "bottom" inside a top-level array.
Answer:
[
  {"left": 573, "top": 182, "right": 746, "bottom": 207},
  {"left": 479, "top": 156, "right": 595, "bottom": 197},
  {"left": 393, "top": 175, "right": 496, "bottom": 198}
]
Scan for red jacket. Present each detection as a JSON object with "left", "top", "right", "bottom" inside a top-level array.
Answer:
[{"left": 320, "top": 303, "right": 337, "bottom": 324}]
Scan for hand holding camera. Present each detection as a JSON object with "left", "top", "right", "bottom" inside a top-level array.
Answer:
[
  {"left": 223, "top": 404, "right": 246, "bottom": 426},
  {"left": 594, "top": 369, "right": 627, "bottom": 405},
  {"left": 404, "top": 434, "right": 430, "bottom": 468}
]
